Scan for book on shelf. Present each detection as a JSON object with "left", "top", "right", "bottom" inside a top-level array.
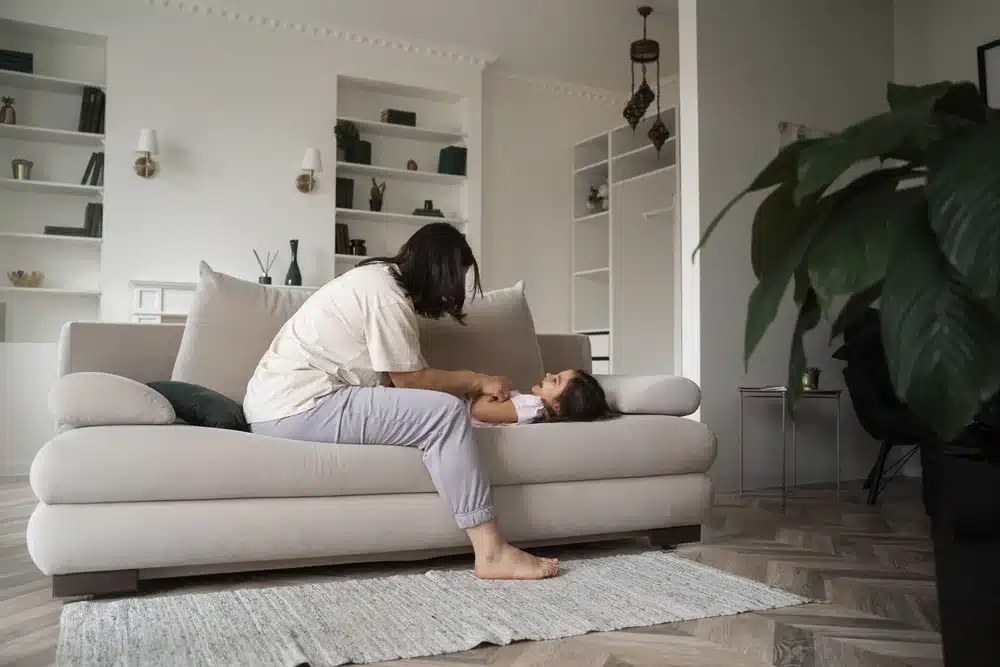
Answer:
[
  {"left": 81, "top": 152, "right": 105, "bottom": 186},
  {"left": 44, "top": 225, "right": 89, "bottom": 237},
  {"left": 77, "top": 87, "right": 105, "bottom": 134}
]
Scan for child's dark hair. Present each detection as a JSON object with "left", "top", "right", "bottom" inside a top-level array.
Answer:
[{"left": 554, "top": 370, "right": 610, "bottom": 422}]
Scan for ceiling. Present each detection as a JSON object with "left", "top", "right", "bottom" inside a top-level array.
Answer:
[{"left": 225, "top": 0, "right": 679, "bottom": 91}]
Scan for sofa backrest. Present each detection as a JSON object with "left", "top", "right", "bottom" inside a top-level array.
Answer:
[{"left": 58, "top": 322, "right": 590, "bottom": 386}]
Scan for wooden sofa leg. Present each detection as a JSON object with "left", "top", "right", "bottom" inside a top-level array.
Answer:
[
  {"left": 52, "top": 570, "right": 139, "bottom": 598},
  {"left": 648, "top": 525, "right": 702, "bottom": 549}
]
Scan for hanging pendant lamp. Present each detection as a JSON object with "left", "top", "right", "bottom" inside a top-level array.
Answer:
[
  {"left": 622, "top": 6, "right": 670, "bottom": 156},
  {"left": 622, "top": 6, "right": 659, "bottom": 131}
]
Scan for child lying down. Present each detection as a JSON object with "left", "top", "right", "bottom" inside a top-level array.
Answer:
[{"left": 470, "top": 369, "right": 609, "bottom": 425}]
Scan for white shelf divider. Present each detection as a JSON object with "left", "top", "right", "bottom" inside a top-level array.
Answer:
[
  {"left": 574, "top": 267, "right": 610, "bottom": 278},
  {"left": 0, "top": 68, "right": 105, "bottom": 94},
  {"left": 339, "top": 116, "right": 465, "bottom": 143},
  {"left": 335, "top": 208, "right": 466, "bottom": 227},
  {"left": 0, "top": 177, "right": 102, "bottom": 196},
  {"left": 574, "top": 211, "right": 609, "bottom": 223},
  {"left": 0, "top": 123, "right": 104, "bottom": 146},
  {"left": 612, "top": 164, "right": 676, "bottom": 188},
  {"left": 336, "top": 162, "right": 465, "bottom": 185},
  {"left": 0, "top": 231, "right": 101, "bottom": 246},
  {"left": 0, "top": 286, "right": 100, "bottom": 297}
]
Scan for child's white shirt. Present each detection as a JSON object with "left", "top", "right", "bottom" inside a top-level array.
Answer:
[{"left": 470, "top": 391, "right": 548, "bottom": 426}]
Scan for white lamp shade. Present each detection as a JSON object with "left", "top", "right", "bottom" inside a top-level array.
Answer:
[
  {"left": 301, "top": 148, "right": 323, "bottom": 173},
  {"left": 136, "top": 128, "right": 159, "bottom": 155}
]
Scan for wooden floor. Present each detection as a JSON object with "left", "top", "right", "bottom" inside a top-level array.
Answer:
[{"left": 0, "top": 477, "right": 940, "bottom": 667}]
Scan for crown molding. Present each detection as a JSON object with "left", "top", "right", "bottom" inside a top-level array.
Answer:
[
  {"left": 490, "top": 70, "right": 628, "bottom": 106},
  {"left": 147, "top": 0, "right": 496, "bottom": 68}
]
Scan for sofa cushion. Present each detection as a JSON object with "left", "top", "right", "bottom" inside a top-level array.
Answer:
[
  {"left": 419, "top": 281, "right": 544, "bottom": 392},
  {"left": 147, "top": 381, "right": 249, "bottom": 431},
  {"left": 171, "top": 262, "right": 315, "bottom": 403},
  {"left": 30, "top": 417, "right": 716, "bottom": 504},
  {"left": 598, "top": 375, "right": 702, "bottom": 416},
  {"left": 49, "top": 372, "right": 175, "bottom": 429}
]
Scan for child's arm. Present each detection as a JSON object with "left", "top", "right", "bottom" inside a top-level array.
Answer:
[{"left": 470, "top": 394, "right": 518, "bottom": 424}]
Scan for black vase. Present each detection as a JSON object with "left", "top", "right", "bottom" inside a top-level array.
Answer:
[{"left": 285, "top": 239, "right": 302, "bottom": 286}]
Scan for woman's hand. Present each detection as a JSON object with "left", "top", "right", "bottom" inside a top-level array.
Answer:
[{"left": 477, "top": 374, "right": 512, "bottom": 401}]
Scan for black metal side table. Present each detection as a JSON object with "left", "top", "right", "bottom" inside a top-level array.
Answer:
[{"left": 738, "top": 386, "right": 843, "bottom": 500}]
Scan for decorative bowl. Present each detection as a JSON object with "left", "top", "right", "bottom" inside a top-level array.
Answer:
[{"left": 8, "top": 270, "right": 45, "bottom": 288}]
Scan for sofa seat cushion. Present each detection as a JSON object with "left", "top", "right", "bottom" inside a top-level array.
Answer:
[{"left": 31, "top": 418, "right": 716, "bottom": 504}]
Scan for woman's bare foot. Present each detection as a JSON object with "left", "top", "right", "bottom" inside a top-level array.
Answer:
[
  {"left": 474, "top": 543, "right": 559, "bottom": 580},
  {"left": 465, "top": 519, "right": 559, "bottom": 580}
]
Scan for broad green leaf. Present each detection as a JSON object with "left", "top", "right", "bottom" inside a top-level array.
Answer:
[
  {"left": 881, "top": 218, "right": 1000, "bottom": 439},
  {"left": 786, "top": 290, "right": 821, "bottom": 414},
  {"left": 807, "top": 175, "right": 907, "bottom": 298},
  {"left": 796, "top": 109, "right": 938, "bottom": 202},
  {"left": 749, "top": 138, "right": 822, "bottom": 191},
  {"left": 927, "top": 119, "right": 1000, "bottom": 303},
  {"left": 744, "top": 199, "right": 829, "bottom": 367},
  {"left": 887, "top": 82, "right": 953, "bottom": 111},
  {"left": 750, "top": 182, "right": 796, "bottom": 278},
  {"left": 793, "top": 265, "right": 811, "bottom": 305},
  {"left": 934, "top": 82, "right": 989, "bottom": 123},
  {"left": 694, "top": 138, "right": 820, "bottom": 261},
  {"left": 830, "top": 281, "right": 882, "bottom": 341}
]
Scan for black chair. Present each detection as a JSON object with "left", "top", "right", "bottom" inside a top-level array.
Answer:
[{"left": 834, "top": 308, "right": 928, "bottom": 504}]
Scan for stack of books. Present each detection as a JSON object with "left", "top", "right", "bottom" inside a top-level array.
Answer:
[
  {"left": 81, "top": 152, "right": 104, "bottom": 186},
  {"left": 44, "top": 203, "right": 103, "bottom": 238},
  {"left": 78, "top": 87, "right": 105, "bottom": 134}
]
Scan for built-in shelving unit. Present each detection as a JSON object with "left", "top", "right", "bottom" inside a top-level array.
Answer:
[
  {"left": 0, "top": 19, "right": 107, "bottom": 346},
  {"left": 334, "top": 75, "right": 475, "bottom": 277},
  {"left": 571, "top": 107, "right": 679, "bottom": 374}
]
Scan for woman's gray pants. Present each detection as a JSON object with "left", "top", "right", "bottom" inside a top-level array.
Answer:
[{"left": 250, "top": 386, "right": 495, "bottom": 529}]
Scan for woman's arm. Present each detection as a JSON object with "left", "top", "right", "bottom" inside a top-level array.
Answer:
[
  {"left": 469, "top": 394, "right": 518, "bottom": 424},
  {"left": 390, "top": 368, "right": 511, "bottom": 399}
]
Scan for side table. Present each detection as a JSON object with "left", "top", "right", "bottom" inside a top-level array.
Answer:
[{"left": 738, "top": 386, "right": 843, "bottom": 500}]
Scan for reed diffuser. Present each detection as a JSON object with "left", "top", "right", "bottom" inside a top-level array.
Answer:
[{"left": 253, "top": 249, "right": 278, "bottom": 284}]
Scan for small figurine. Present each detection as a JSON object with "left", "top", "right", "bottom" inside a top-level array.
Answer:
[
  {"left": 369, "top": 178, "right": 386, "bottom": 212},
  {"left": 0, "top": 97, "right": 15, "bottom": 125}
]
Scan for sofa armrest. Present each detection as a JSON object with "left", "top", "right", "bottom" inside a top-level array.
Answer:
[
  {"left": 59, "top": 321, "right": 185, "bottom": 381},
  {"left": 49, "top": 372, "right": 175, "bottom": 429},
  {"left": 597, "top": 375, "right": 701, "bottom": 417}
]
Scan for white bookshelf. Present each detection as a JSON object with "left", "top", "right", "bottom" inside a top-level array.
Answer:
[
  {"left": 334, "top": 75, "right": 475, "bottom": 277},
  {"left": 0, "top": 19, "right": 107, "bottom": 344},
  {"left": 571, "top": 107, "right": 679, "bottom": 374}
]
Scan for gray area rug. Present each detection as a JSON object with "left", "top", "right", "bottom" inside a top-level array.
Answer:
[{"left": 58, "top": 551, "right": 807, "bottom": 666}]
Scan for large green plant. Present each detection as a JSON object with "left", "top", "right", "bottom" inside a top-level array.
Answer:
[{"left": 696, "top": 82, "right": 1000, "bottom": 440}]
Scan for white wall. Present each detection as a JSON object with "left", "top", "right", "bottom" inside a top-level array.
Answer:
[
  {"left": 688, "top": 0, "right": 895, "bottom": 492},
  {"left": 894, "top": 0, "right": 1000, "bottom": 85}
]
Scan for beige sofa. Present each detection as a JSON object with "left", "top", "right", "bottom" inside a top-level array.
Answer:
[{"left": 28, "top": 304, "right": 715, "bottom": 598}]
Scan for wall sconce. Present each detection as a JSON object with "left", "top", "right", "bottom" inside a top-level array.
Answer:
[
  {"left": 297, "top": 148, "right": 322, "bottom": 193},
  {"left": 134, "top": 128, "right": 159, "bottom": 178}
]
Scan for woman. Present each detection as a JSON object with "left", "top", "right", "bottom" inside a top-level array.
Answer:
[{"left": 244, "top": 223, "right": 558, "bottom": 580}]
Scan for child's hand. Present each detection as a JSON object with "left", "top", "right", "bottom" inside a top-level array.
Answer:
[{"left": 477, "top": 375, "right": 512, "bottom": 401}]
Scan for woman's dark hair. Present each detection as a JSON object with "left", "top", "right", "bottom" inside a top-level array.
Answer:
[
  {"left": 359, "top": 222, "right": 482, "bottom": 322},
  {"left": 554, "top": 370, "right": 610, "bottom": 422}
]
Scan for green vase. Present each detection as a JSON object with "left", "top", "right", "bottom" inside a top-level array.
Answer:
[{"left": 285, "top": 239, "right": 302, "bottom": 286}]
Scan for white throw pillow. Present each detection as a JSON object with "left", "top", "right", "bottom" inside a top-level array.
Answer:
[
  {"left": 418, "top": 281, "right": 545, "bottom": 392},
  {"left": 171, "top": 262, "right": 315, "bottom": 402},
  {"left": 49, "top": 372, "right": 175, "bottom": 429}
]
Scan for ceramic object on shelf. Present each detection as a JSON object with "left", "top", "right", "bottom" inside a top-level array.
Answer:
[
  {"left": 11, "top": 158, "right": 33, "bottom": 180},
  {"left": 406, "top": 159, "right": 418, "bottom": 171},
  {"left": 369, "top": 178, "right": 386, "bottom": 212},
  {"left": 0, "top": 97, "right": 15, "bottom": 125},
  {"left": 349, "top": 239, "right": 367, "bottom": 256},
  {"left": 285, "top": 239, "right": 302, "bottom": 286},
  {"left": 8, "top": 270, "right": 44, "bottom": 288},
  {"left": 802, "top": 367, "right": 821, "bottom": 391}
]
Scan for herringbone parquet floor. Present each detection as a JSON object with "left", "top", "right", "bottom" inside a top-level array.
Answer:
[{"left": 0, "top": 476, "right": 940, "bottom": 667}]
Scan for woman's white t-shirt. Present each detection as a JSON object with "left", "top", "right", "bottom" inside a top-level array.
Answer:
[{"left": 243, "top": 263, "right": 425, "bottom": 423}]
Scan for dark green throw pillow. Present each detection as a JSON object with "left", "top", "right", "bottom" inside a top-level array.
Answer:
[{"left": 147, "top": 381, "right": 250, "bottom": 432}]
